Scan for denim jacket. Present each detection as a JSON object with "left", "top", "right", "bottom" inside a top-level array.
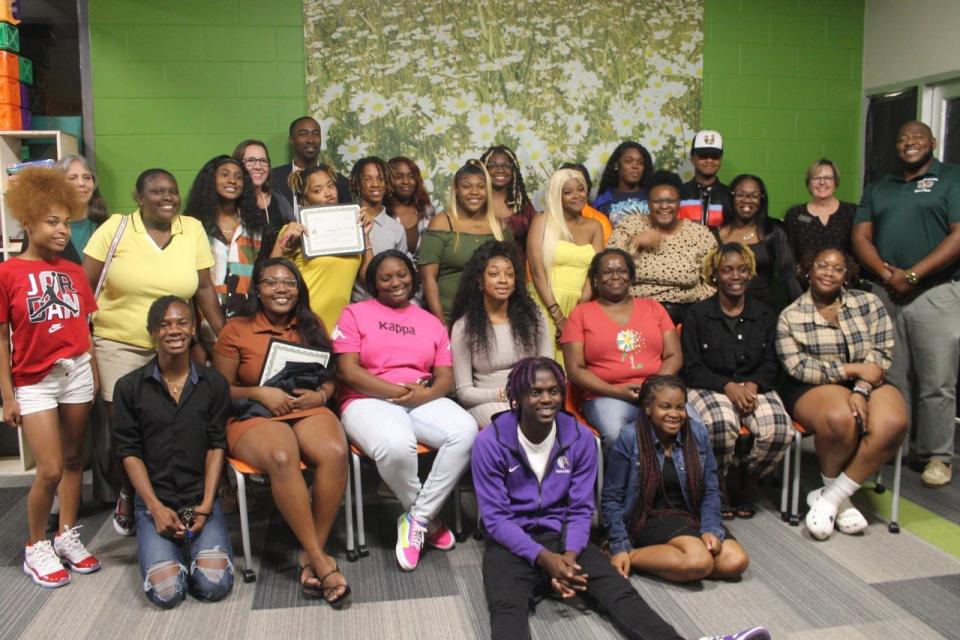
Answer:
[{"left": 601, "top": 416, "right": 724, "bottom": 556}]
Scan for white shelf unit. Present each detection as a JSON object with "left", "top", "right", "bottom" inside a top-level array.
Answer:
[
  {"left": 0, "top": 130, "right": 79, "bottom": 473},
  {"left": 0, "top": 130, "right": 79, "bottom": 262}
]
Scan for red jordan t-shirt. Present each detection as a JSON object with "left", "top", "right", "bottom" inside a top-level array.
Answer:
[{"left": 0, "top": 257, "right": 97, "bottom": 386}]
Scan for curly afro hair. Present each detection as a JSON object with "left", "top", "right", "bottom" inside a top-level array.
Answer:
[{"left": 5, "top": 167, "right": 85, "bottom": 224}]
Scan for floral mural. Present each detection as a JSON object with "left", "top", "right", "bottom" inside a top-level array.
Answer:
[{"left": 303, "top": 0, "right": 703, "bottom": 208}]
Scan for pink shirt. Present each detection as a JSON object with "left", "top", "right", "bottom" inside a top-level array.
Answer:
[
  {"left": 560, "top": 297, "right": 674, "bottom": 400},
  {"left": 332, "top": 298, "right": 452, "bottom": 410}
]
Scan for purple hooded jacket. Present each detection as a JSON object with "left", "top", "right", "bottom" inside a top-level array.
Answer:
[{"left": 471, "top": 409, "right": 598, "bottom": 566}]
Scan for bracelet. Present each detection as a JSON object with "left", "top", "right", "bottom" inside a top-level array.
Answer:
[
  {"left": 852, "top": 385, "right": 871, "bottom": 399},
  {"left": 317, "top": 389, "right": 327, "bottom": 405},
  {"left": 547, "top": 303, "right": 560, "bottom": 313}
]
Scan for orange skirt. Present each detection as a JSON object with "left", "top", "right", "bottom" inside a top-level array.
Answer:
[{"left": 226, "top": 406, "right": 337, "bottom": 452}]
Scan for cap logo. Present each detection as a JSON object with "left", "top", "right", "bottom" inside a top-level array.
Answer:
[{"left": 704, "top": 134, "right": 715, "bottom": 144}]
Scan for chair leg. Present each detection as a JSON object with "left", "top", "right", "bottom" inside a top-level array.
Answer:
[
  {"left": 789, "top": 430, "right": 802, "bottom": 526},
  {"left": 351, "top": 451, "right": 369, "bottom": 557},
  {"left": 780, "top": 439, "right": 791, "bottom": 521},
  {"left": 593, "top": 436, "right": 603, "bottom": 529},
  {"left": 454, "top": 480, "right": 466, "bottom": 542},
  {"left": 233, "top": 467, "right": 256, "bottom": 582},
  {"left": 344, "top": 457, "right": 358, "bottom": 562},
  {"left": 874, "top": 468, "right": 887, "bottom": 494},
  {"left": 889, "top": 439, "right": 905, "bottom": 534}
]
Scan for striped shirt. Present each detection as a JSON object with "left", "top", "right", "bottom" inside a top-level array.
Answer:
[{"left": 776, "top": 288, "right": 893, "bottom": 384}]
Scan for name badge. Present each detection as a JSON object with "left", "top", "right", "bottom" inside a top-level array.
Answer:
[{"left": 796, "top": 214, "right": 813, "bottom": 223}]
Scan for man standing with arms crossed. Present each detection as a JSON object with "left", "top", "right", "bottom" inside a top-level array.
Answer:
[{"left": 853, "top": 120, "right": 960, "bottom": 488}]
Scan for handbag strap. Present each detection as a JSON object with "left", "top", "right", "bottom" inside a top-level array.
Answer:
[{"left": 94, "top": 215, "right": 130, "bottom": 299}]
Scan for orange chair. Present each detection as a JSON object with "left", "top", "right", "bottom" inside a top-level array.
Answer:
[
  {"left": 227, "top": 456, "right": 355, "bottom": 582},
  {"left": 348, "top": 441, "right": 462, "bottom": 560}
]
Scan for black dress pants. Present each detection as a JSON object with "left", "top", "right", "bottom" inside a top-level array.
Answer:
[{"left": 481, "top": 533, "right": 683, "bottom": 640}]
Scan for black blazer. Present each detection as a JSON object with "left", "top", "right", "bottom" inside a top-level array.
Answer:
[
  {"left": 269, "top": 164, "right": 352, "bottom": 206},
  {"left": 681, "top": 294, "right": 779, "bottom": 393}
]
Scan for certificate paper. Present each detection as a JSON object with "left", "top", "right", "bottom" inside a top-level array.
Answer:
[
  {"left": 257, "top": 339, "right": 331, "bottom": 386},
  {"left": 299, "top": 203, "right": 365, "bottom": 257}
]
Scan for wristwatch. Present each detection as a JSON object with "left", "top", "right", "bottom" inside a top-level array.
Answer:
[{"left": 905, "top": 270, "right": 920, "bottom": 285}]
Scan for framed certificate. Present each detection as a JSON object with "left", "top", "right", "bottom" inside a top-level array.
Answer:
[
  {"left": 257, "top": 338, "right": 332, "bottom": 386},
  {"left": 299, "top": 203, "right": 365, "bottom": 257}
]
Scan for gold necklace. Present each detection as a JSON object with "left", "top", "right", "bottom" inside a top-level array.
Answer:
[
  {"left": 162, "top": 371, "right": 190, "bottom": 397},
  {"left": 740, "top": 230, "right": 756, "bottom": 242}
]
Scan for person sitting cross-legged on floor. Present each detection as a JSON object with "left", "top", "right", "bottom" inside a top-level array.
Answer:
[
  {"left": 114, "top": 296, "right": 234, "bottom": 608},
  {"left": 472, "top": 358, "right": 769, "bottom": 640},
  {"left": 603, "top": 375, "right": 750, "bottom": 584}
]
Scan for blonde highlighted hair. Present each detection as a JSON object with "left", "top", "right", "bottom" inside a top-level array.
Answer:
[
  {"left": 446, "top": 159, "right": 502, "bottom": 249},
  {"left": 701, "top": 242, "right": 757, "bottom": 283}
]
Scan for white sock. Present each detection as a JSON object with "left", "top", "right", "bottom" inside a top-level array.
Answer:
[
  {"left": 821, "top": 472, "right": 860, "bottom": 509},
  {"left": 821, "top": 474, "right": 857, "bottom": 511}
]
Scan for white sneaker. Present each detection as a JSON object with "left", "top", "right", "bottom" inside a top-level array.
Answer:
[
  {"left": 23, "top": 539, "right": 70, "bottom": 588},
  {"left": 54, "top": 525, "right": 101, "bottom": 573}
]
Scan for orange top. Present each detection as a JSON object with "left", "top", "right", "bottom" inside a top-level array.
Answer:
[
  {"left": 582, "top": 204, "right": 612, "bottom": 244},
  {"left": 214, "top": 311, "right": 301, "bottom": 387}
]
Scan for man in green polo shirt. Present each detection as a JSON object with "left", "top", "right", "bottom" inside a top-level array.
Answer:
[{"left": 853, "top": 121, "right": 960, "bottom": 488}]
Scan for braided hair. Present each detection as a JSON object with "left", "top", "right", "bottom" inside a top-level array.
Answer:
[
  {"left": 449, "top": 240, "right": 542, "bottom": 358},
  {"left": 349, "top": 156, "right": 391, "bottom": 204},
  {"left": 505, "top": 357, "right": 567, "bottom": 413},
  {"left": 629, "top": 375, "right": 704, "bottom": 537},
  {"left": 289, "top": 163, "right": 340, "bottom": 204},
  {"left": 480, "top": 146, "right": 533, "bottom": 216}
]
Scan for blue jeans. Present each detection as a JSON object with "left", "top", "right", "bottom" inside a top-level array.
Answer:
[
  {"left": 134, "top": 497, "right": 234, "bottom": 608},
  {"left": 583, "top": 397, "right": 703, "bottom": 458}
]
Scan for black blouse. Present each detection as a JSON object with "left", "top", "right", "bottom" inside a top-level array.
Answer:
[
  {"left": 783, "top": 201, "right": 856, "bottom": 264},
  {"left": 716, "top": 220, "right": 802, "bottom": 304}
]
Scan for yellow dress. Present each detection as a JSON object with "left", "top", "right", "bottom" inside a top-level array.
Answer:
[
  {"left": 530, "top": 240, "right": 597, "bottom": 363},
  {"left": 291, "top": 250, "right": 362, "bottom": 334}
]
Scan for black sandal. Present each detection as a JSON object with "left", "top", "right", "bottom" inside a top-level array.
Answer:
[
  {"left": 721, "top": 505, "right": 737, "bottom": 521},
  {"left": 734, "top": 503, "right": 756, "bottom": 519},
  {"left": 318, "top": 564, "right": 351, "bottom": 609},
  {"left": 298, "top": 563, "right": 323, "bottom": 599}
]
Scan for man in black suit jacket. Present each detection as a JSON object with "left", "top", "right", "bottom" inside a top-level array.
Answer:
[{"left": 270, "top": 116, "right": 352, "bottom": 207}]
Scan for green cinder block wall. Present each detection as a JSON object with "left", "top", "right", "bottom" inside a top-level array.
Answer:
[
  {"left": 88, "top": 0, "right": 864, "bottom": 217},
  {"left": 702, "top": 0, "right": 864, "bottom": 217},
  {"left": 89, "top": 0, "right": 307, "bottom": 211}
]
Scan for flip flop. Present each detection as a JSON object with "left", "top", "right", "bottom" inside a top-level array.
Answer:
[
  {"left": 298, "top": 563, "right": 323, "bottom": 599},
  {"left": 734, "top": 503, "right": 756, "bottom": 519},
  {"left": 318, "top": 564, "right": 351, "bottom": 609}
]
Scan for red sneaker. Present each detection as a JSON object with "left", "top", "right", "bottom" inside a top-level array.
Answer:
[
  {"left": 54, "top": 525, "right": 101, "bottom": 574},
  {"left": 23, "top": 540, "right": 70, "bottom": 588}
]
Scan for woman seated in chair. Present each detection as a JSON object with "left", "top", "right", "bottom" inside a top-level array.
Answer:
[
  {"left": 602, "top": 375, "right": 750, "bottom": 583},
  {"left": 334, "top": 250, "right": 476, "bottom": 572},
  {"left": 776, "top": 247, "right": 907, "bottom": 540},
  {"left": 682, "top": 243, "right": 792, "bottom": 519},
  {"left": 561, "top": 248, "right": 682, "bottom": 456},
  {"left": 450, "top": 240, "right": 552, "bottom": 427},
  {"left": 212, "top": 257, "right": 349, "bottom": 604}
]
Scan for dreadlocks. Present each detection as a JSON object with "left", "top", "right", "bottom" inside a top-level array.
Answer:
[
  {"left": 349, "top": 156, "right": 391, "bottom": 204},
  {"left": 505, "top": 357, "right": 566, "bottom": 413},
  {"left": 629, "top": 375, "right": 704, "bottom": 539}
]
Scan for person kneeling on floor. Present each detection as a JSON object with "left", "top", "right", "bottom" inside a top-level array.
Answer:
[
  {"left": 114, "top": 296, "right": 234, "bottom": 608},
  {"left": 472, "top": 357, "right": 769, "bottom": 640}
]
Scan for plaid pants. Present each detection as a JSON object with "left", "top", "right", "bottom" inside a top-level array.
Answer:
[{"left": 687, "top": 388, "right": 793, "bottom": 479}]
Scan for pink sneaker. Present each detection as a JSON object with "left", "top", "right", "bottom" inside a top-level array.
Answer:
[
  {"left": 426, "top": 519, "right": 456, "bottom": 550},
  {"left": 54, "top": 525, "right": 101, "bottom": 574},
  {"left": 23, "top": 540, "right": 70, "bottom": 588},
  {"left": 396, "top": 512, "right": 428, "bottom": 571}
]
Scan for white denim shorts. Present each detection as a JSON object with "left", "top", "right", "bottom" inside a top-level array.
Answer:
[{"left": 15, "top": 353, "right": 94, "bottom": 416}]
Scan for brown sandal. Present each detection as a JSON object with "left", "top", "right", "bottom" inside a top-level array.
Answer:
[{"left": 297, "top": 563, "right": 323, "bottom": 598}]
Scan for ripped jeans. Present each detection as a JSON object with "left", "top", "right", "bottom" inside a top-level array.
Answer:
[{"left": 134, "top": 497, "right": 234, "bottom": 608}]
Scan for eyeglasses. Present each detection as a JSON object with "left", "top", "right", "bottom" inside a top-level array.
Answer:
[
  {"left": 812, "top": 261, "right": 847, "bottom": 275},
  {"left": 243, "top": 157, "right": 270, "bottom": 167},
  {"left": 258, "top": 277, "right": 297, "bottom": 289},
  {"left": 650, "top": 198, "right": 679, "bottom": 207},
  {"left": 733, "top": 191, "right": 761, "bottom": 200},
  {"left": 810, "top": 176, "right": 835, "bottom": 184},
  {"left": 486, "top": 162, "right": 513, "bottom": 171}
]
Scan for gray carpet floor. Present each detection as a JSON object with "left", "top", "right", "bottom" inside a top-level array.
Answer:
[{"left": 1, "top": 455, "right": 958, "bottom": 640}]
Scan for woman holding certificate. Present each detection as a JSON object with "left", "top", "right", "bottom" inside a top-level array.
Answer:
[
  {"left": 419, "top": 160, "right": 513, "bottom": 325},
  {"left": 270, "top": 164, "right": 374, "bottom": 333},
  {"left": 213, "top": 257, "right": 350, "bottom": 605}
]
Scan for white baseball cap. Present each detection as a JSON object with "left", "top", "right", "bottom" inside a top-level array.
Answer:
[{"left": 691, "top": 130, "right": 723, "bottom": 155}]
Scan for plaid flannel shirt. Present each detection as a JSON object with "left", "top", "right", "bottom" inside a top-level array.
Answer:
[{"left": 776, "top": 289, "right": 893, "bottom": 384}]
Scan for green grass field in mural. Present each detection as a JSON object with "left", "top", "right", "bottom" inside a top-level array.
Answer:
[{"left": 303, "top": 0, "right": 703, "bottom": 207}]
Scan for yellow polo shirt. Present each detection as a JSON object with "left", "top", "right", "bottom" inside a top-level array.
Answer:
[{"left": 84, "top": 211, "right": 214, "bottom": 348}]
